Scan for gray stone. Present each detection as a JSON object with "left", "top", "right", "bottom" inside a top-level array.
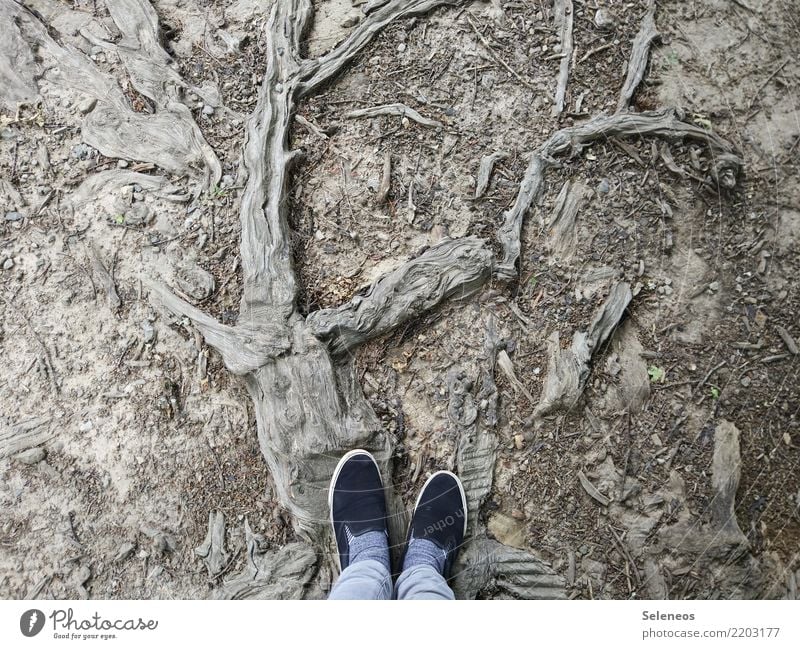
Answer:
[
  {"left": 174, "top": 259, "right": 215, "bottom": 300},
  {"left": 2, "top": 258, "right": 13, "bottom": 270},
  {"left": 141, "top": 320, "right": 156, "bottom": 344},
  {"left": 114, "top": 541, "right": 136, "bottom": 563},
  {"left": 594, "top": 9, "right": 617, "bottom": 31},
  {"left": 488, "top": 512, "right": 527, "bottom": 549},
  {"left": 127, "top": 202, "right": 151, "bottom": 226},
  {"left": 202, "top": 104, "right": 215, "bottom": 116},
  {"left": 15, "top": 447, "right": 46, "bottom": 464},
  {"left": 5, "top": 211, "right": 24, "bottom": 222},
  {"left": 71, "top": 143, "right": 92, "bottom": 160},
  {"left": 77, "top": 97, "right": 97, "bottom": 114}
]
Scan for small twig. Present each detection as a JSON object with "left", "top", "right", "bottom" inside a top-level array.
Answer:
[
  {"left": 607, "top": 524, "right": 641, "bottom": 586},
  {"left": 211, "top": 546, "right": 242, "bottom": 581},
  {"left": 85, "top": 243, "right": 121, "bottom": 310},
  {"left": 578, "top": 42, "right": 613, "bottom": 64},
  {"left": 377, "top": 149, "right": 392, "bottom": 204},
  {"left": 747, "top": 59, "right": 789, "bottom": 110},
  {"left": 775, "top": 326, "right": 799, "bottom": 356},
  {"left": 345, "top": 103, "right": 442, "bottom": 128},
  {"left": 577, "top": 470, "right": 610, "bottom": 507},
  {"left": 205, "top": 437, "right": 226, "bottom": 490},
  {"left": 618, "top": 411, "right": 632, "bottom": 501},
  {"left": 25, "top": 575, "right": 53, "bottom": 600},
  {"left": 694, "top": 360, "right": 726, "bottom": 397},
  {"left": 1, "top": 296, "right": 60, "bottom": 394},
  {"left": 465, "top": 14, "right": 535, "bottom": 90},
  {"left": 294, "top": 114, "right": 328, "bottom": 140}
]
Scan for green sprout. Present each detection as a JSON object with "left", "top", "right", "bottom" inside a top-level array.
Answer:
[
  {"left": 710, "top": 386, "right": 720, "bottom": 400},
  {"left": 209, "top": 184, "right": 228, "bottom": 200},
  {"left": 648, "top": 365, "right": 665, "bottom": 383},
  {"left": 663, "top": 50, "right": 679, "bottom": 68}
]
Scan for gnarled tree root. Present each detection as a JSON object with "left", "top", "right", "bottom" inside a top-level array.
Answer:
[{"left": 496, "top": 106, "right": 742, "bottom": 279}]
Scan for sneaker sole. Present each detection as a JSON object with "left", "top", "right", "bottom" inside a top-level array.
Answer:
[
  {"left": 327, "top": 449, "right": 383, "bottom": 571},
  {"left": 411, "top": 470, "right": 468, "bottom": 537}
]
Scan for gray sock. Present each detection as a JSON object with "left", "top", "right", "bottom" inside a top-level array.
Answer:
[
  {"left": 402, "top": 536, "right": 447, "bottom": 574},
  {"left": 347, "top": 528, "right": 390, "bottom": 572}
]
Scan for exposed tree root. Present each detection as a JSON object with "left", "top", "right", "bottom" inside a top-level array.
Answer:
[
  {"left": 474, "top": 151, "right": 506, "bottom": 199},
  {"left": 553, "top": 0, "right": 574, "bottom": 116},
  {"left": 1, "top": 0, "right": 221, "bottom": 188},
  {"left": 150, "top": 0, "right": 467, "bottom": 548},
  {"left": 532, "top": 282, "right": 633, "bottom": 422},
  {"left": 346, "top": 103, "right": 443, "bottom": 128},
  {"left": 546, "top": 179, "right": 589, "bottom": 262},
  {"left": 307, "top": 236, "right": 494, "bottom": 355},
  {"left": 140, "top": 1, "right": 748, "bottom": 596},
  {"left": 617, "top": 0, "right": 659, "bottom": 112},
  {"left": 10, "top": 0, "right": 758, "bottom": 598},
  {"left": 496, "top": 107, "right": 743, "bottom": 279}
]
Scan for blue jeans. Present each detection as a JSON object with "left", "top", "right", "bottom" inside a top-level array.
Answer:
[{"left": 328, "top": 559, "right": 455, "bottom": 600}]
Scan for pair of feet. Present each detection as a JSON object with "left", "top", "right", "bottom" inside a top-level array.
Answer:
[{"left": 328, "top": 450, "right": 467, "bottom": 579}]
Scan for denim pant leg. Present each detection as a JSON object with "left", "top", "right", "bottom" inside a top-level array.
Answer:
[
  {"left": 328, "top": 559, "right": 393, "bottom": 600},
  {"left": 395, "top": 564, "right": 455, "bottom": 600}
]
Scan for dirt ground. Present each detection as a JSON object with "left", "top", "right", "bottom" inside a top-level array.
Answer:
[{"left": 1, "top": 0, "right": 798, "bottom": 599}]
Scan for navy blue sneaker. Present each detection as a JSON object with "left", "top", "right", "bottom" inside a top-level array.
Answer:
[
  {"left": 402, "top": 471, "right": 467, "bottom": 579},
  {"left": 328, "top": 450, "right": 390, "bottom": 571}
]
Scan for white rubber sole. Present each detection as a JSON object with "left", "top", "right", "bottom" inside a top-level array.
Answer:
[
  {"left": 328, "top": 449, "right": 383, "bottom": 570},
  {"left": 412, "top": 470, "right": 468, "bottom": 537}
]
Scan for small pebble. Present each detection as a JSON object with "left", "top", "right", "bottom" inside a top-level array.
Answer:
[
  {"left": 5, "top": 211, "right": 24, "bottom": 222},
  {"left": 114, "top": 542, "right": 137, "bottom": 563},
  {"left": 15, "top": 447, "right": 46, "bottom": 464},
  {"left": 142, "top": 321, "right": 156, "bottom": 344},
  {"left": 77, "top": 97, "right": 97, "bottom": 114},
  {"left": 117, "top": 159, "right": 129, "bottom": 168},
  {"left": 71, "top": 143, "right": 91, "bottom": 159},
  {"left": 202, "top": 104, "right": 215, "bottom": 116},
  {"left": 594, "top": 9, "right": 617, "bottom": 31},
  {"left": 597, "top": 178, "right": 610, "bottom": 194},
  {"left": 2, "top": 258, "right": 13, "bottom": 270}
]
